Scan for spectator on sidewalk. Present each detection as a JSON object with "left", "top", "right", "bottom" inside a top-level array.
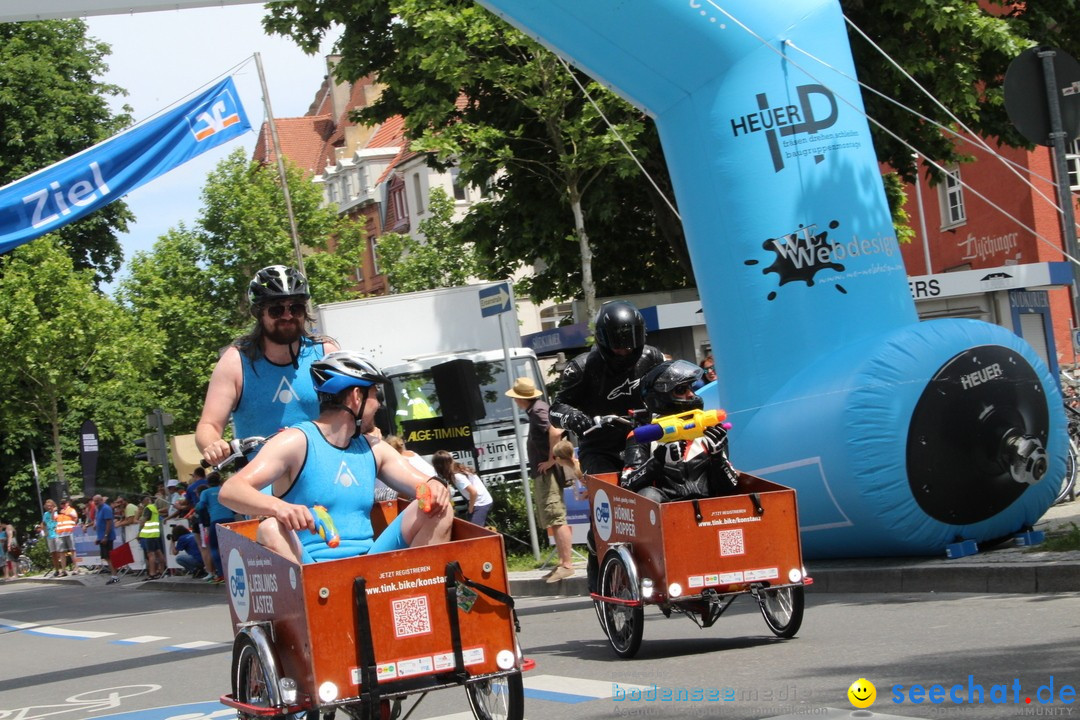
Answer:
[
  {"left": 92, "top": 495, "right": 121, "bottom": 585},
  {"left": 169, "top": 525, "right": 206, "bottom": 578},
  {"left": 432, "top": 451, "right": 494, "bottom": 527},
  {"left": 54, "top": 498, "right": 80, "bottom": 575},
  {"left": 195, "top": 472, "right": 235, "bottom": 583},
  {"left": 137, "top": 494, "right": 166, "bottom": 580},
  {"left": 39, "top": 499, "right": 62, "bottom": 578}
]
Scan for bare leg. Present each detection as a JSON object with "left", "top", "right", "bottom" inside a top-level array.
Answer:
[
  {"left": 553, "top": 524, "right": 574, "bottom": 568},
  {"left": 400, "top": 501, "right": 453, "bottom": 547},
  {"left": 255, "top": 518, "right": 305, "bottom": 564}
]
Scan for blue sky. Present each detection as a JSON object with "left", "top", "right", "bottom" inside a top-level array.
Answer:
[{"left": 85, "top": 4, "right": 340, "bottom": 286}]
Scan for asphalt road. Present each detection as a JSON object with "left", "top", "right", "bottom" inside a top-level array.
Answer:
[{"left": 1, "top": 581, "right": 1078, "bottom": 720}]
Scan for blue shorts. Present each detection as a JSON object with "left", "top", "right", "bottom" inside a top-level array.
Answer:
[{"left": 299, "top": 511, "right": 410, "bottom": 564}]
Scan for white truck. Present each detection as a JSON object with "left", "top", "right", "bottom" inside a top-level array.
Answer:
[{"left": 315, "top": 282, "right": 546, "bottom": 484}]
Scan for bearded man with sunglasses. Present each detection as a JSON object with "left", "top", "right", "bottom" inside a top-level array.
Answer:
[{"left": 197, "top": 265, "right": 339, "bottom": 467}]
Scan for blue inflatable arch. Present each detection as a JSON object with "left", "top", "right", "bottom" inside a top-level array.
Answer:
[{"left": 478, "top": 0, "right": 1065, "bottom": 556}]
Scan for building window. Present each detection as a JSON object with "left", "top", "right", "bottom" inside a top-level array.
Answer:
[
  {"left": 939, "top": 166, "right": 966, "bottom": 228},
  {"left": 413, "top": 174, "right": 425, "bottom": 215},
  {"left": 540, "top": 302, "right": 576, "bottom": 330},
  {"left": 390, "top": 185, "right": 407, "bottom": 223},
  {"left": 450, "top": 167, "right": 468, "bottom": 201},
  {"left": 1067, "top": 139, "right": 1080, "bottom": 190}
]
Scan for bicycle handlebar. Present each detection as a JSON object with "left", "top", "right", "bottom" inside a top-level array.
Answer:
[
  {"left": 583, "top": 414, "right": 634, "bottom": 436},
  {"left": 201, "top": 436, "right": 268, "bottom": 471}
]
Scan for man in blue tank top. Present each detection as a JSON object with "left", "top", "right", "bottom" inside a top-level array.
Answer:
[
  {"left": 197, "top": 265, "right": 339, "bottom": 467},
  {"left": 219, "top": 351, "right": 453, "bottom": 563}
]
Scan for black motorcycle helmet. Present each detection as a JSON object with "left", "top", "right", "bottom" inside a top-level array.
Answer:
[
  {"left": 248, "top": 265, "right": 310, "bottom": 316},
  {"left": 640, "top": 360, "right": 704, "bottom": 415},
  {"left": 594, "top": 301, "right": 646, "bottom": 373}
]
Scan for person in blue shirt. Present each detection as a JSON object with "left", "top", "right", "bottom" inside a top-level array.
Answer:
[
  {"left": 92, "top": 495, "right": 120, "bottom": 584},
  {"left": 195, "top": 473, "right": 235, "bottom": 583},
  {"left": 196, "top": 265, "right": 339, "bottom": 467},
  {"left": 169, "top": 525, "right": 206, "bottom": 578},
  {"left": 219, "top": 351, "right": 453, "bottom": 564},
  {"left": 39, "top": 498, "right": 62, "bottom": 577}
]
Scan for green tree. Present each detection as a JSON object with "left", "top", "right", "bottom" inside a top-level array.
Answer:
[
  {"left": 0, "top": 237, "right": 159, "bottom": 534},
  {"left": 197, "top": 149, "right": 367, "bottom": 324},
  {"left": 265, "top": 0, "right": 687, "bottom": 315},
  {"left": 0, "top": 20, "right": 134, "bottom": 284},
  {"left": 376, "top": 187, "right": 481, "bottom": 291}
]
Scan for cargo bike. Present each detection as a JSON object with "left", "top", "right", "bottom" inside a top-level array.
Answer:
[
  {"left": 217, "top": 497, "right": 525, "bottom": 720},
  {"left": 586, "top": 469, "right": 809, "bottom": 658}
]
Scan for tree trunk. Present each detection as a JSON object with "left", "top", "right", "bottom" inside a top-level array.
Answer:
[
  {"left": 50, "top": 392, "right": 66, "bottom": 486},
  {"left": 568, "top": 183, "right": 597, "bottom": 322}
]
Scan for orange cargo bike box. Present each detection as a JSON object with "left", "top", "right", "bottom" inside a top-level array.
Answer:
[
  {"left": 585, "top": 471, "right": 809, "bottom": 602},
  {"left": 217, "top": 502, "right": 522, "bottom": 718},
  {"left": 584, "top": 472, "right": 810, "bottom": 658}
]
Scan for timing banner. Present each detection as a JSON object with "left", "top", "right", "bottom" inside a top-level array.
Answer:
[{"left": 0, "top": 76, "right": 250, "bottom": 255}]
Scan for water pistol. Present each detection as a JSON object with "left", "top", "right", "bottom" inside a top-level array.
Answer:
[
  {"left": 311, "top": 505, "right": 340, "bottom": 548},
  {"left": 631, "top": 408, "right": 729, "bottom": 444},
  {"left": 416, "top": 482, "right": 433, "bottom": 513}
]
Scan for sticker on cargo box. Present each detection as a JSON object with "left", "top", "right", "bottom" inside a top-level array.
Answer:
[
  {"left": 456, "top": 582, "right": 479, "bottom": 612},
  {"left": 397, "top": 656, "right": 434, "bottom": 677},
  {"left": 718, "top": 528, "right": 745, "bottom": 556},
  {"left": 434, "top": 647, "right": 485, "bottom": 670},
  {"left": 744, "top": 567, "right": 779, "bottom": 581},
  {"left": 704, "top": 573, "right": 719, "bottom": 585},
  {"left": 392, "top": 595, "right": 432, "bottom": 638},
  {"left": 688, "top": 575, "right": 704, "bottom": 588},
  {"left": 359, "top": 663, "right": 395, "bottom": 683},
  {"left": 719, "top": 571, "right": 744, "bottom": 584}
]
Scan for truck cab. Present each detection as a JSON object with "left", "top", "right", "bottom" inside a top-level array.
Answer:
[{"left": 382, "top": 347, "right": 546, "bottom": 485}]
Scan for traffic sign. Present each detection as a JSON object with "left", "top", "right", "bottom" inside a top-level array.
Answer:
[{"left": 478, "top": 282, "right": 511, "bottom": 318}]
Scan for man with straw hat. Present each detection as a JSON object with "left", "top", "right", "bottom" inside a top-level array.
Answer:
[{"left": 506, "top": 377, "right": 575, "bottom": 583}]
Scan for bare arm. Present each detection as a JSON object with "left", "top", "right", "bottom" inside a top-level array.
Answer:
[
  {"left": 538, "top": 422, "right": 563, "bottom": 473},
  {"left": 372, "top": 442, "right": 452, "bottom": 512},
  {"left": 196, "top": 347, "right": 243, "bottom": 464},
  {"left": 217, "top": 428, "right": 315, "bottom": 533}
]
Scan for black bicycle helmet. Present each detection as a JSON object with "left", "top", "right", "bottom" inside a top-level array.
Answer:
[
  {"left": 594, "top": 301, "right": 646, "bottom": 372},
  {"left": 248, "top": 265, "right": 310, "bottom": 312},
  {"left": 311, "top": 351, "right": 388, "bottom": 397},
  {"left": 640, "top": 359, "right": 704, "bottom": 414}
]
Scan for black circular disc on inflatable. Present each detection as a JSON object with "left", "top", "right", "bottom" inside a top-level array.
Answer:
[{"left": 906, "top": 345, "right": 1049, "bottom": 525}]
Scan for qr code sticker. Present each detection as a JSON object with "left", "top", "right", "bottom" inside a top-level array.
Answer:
[
  {"left": 719, "top": 528, "right": 745, "bottom": 557},
  {"left": 392, "top": 595, "right": 432, "bottom": 638}
]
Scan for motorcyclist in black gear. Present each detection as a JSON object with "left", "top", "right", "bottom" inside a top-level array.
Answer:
[
  {"left": 549, "top": 300, "right": 665, "bottom": 591},
  {"left": 550, "top": 301, "right": 666, "bottom": 474},
  {"left": 620, "top": 360, "right": 740, "bottom": 503}
]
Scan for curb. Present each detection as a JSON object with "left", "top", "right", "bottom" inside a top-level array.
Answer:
[{"left": 505, "top": 561, "right": 1080, "bottom": 598}]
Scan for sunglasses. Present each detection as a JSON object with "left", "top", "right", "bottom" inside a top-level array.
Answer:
[
  {"left": 702, "top": 366, "right": 716, "bottom": 374},
  {"left": 264, "top": 302, "right": 307, "bottom": 319}
]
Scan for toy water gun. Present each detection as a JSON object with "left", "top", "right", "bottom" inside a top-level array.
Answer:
[
  {"left": 311, "top": 505, "right": 340, "bottom": 548},
  {"left": 631, "top": 408, "right": 728, "bottom": 444},
  {"left": 416, "top": 482, "right": 433, "bottom": 513}
]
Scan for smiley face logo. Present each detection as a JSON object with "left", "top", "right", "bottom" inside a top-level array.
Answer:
[{"left": 847, "top": 678, "right": 876, "bottom": 708}]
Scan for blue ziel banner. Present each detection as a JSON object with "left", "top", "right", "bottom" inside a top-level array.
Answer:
[{"left": 0, "top": 76, "right": 250, "bottom": 255}]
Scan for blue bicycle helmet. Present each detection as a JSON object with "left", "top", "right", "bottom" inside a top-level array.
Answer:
[{"left": 311, "top": 351, "right": 388, "bottom": 397}]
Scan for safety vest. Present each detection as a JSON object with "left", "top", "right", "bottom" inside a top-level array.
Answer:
[
  {"left": 54, "top": 507, "right": 77, "bottom": 535},
  {"left": 138, "top": 503, "right": 161, "bottom": 539}
]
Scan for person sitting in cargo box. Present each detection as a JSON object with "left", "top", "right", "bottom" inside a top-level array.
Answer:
[{"left": 219, "top": 352, "right": 453, "bottom": 564}]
